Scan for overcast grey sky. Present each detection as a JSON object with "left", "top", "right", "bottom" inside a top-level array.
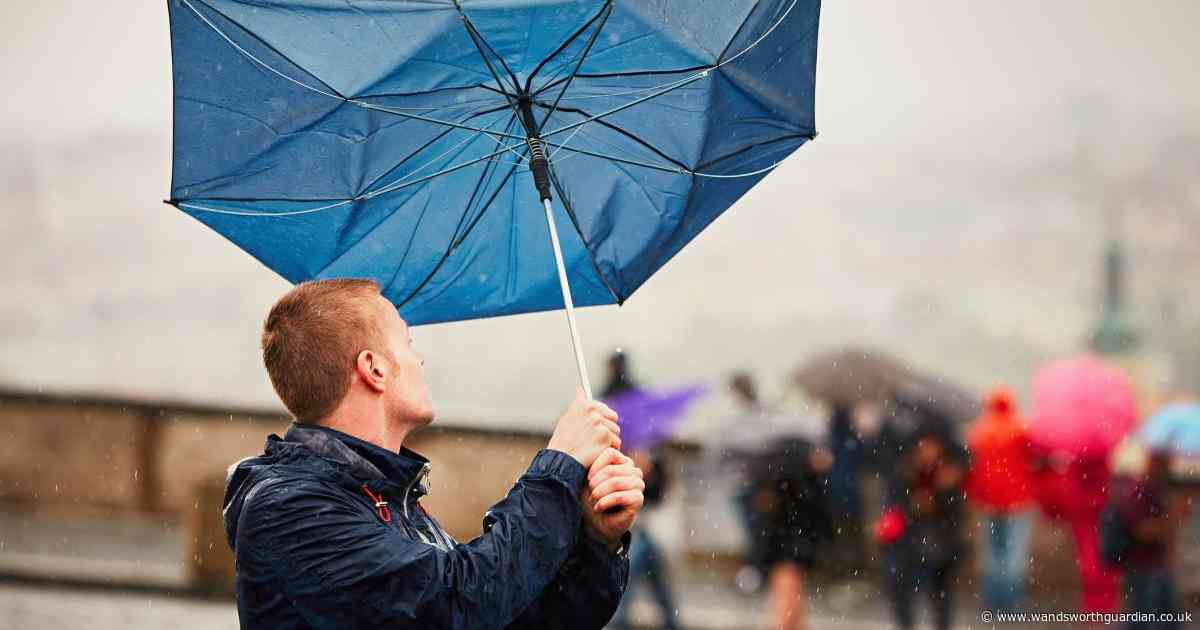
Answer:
[{"left": 2, "top": 1, "right": 1198, "bottom": 430}]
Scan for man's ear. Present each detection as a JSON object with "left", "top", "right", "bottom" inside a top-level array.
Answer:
[{"left": 355, "top": 349, "right": 389, "bottom": 393}]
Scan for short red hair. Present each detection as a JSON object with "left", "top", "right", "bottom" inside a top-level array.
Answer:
[{"left": 261, "top": 279, "right": 386, "bottom": 423}]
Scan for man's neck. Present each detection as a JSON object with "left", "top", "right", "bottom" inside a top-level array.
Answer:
[{"left": 319, "top": 413, "right": 412, "bottom": 453}]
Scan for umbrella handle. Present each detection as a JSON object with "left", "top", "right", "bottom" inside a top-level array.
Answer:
[{"left": 542, "top": 197, "right": 594, "bottom": 401}]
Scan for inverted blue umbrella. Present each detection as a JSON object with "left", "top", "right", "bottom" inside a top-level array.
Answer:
[
  {"left": 166, "top": 0, "right": 819, "bottom": 397},
  {"left": 1142, "top": 403, "right": 1200, "bottom": 455}
]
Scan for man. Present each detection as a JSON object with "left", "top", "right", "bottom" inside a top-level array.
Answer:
[
  {"left": 1108, "top": 449, "right": 1182, "bottom": 630},
  {"left": 223, "top": 279, "right": 645, "bottom": 629},
  {"left": 964, "top": 386, "right": 1034, "bottom": 613},
  {"left": 879, "top": 427, "right": 967, "bottom": 630}
]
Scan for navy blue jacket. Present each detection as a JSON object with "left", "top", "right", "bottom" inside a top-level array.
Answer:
[{"left": 223, "top": 424, "right": 628, "bottom": 629}]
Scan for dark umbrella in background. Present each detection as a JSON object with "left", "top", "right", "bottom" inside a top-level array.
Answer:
[
  {"left": 792, "top": 347, "right": 912, "bottom": 407},
  {"left": 793, "top": 347, "right": 977, "bottom": 424},
  {"left": 892, "top": 376, "right": 981, "bottom": 427}
]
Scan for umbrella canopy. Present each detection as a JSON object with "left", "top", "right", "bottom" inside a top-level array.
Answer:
[
  {"left": 166, "top": 0, "right": 819, "bottom": 327},
  {"left": 893, "top": 375, "right": 980, "bottom": 426},
  {"left": 1141, "top": 403, "right": 1200, "bottom": 455},
  {"left": 1028, "top": 355, "right": 1137, "bottom": 459},
  {"left": 793, "top": 348, "right": 912, "bottom": 405},
  {"left": 603, "top": 385, "right": 706, "bottom": 452}
]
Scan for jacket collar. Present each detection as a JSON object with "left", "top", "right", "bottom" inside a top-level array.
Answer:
[{"left": 280, "top": 423, "right": 430, "bottom": 497}]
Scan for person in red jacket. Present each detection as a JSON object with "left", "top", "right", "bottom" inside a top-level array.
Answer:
[{"left": 964, "top": 386, "right": 1035, "bottom": 613}]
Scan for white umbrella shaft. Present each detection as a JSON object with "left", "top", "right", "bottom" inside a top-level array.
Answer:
[{"left": 542, "top": 197, "right": 594, "bottom": 400}]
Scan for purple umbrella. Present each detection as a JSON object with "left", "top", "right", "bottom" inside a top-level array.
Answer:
[{"left": 604, "top": 386, "right": 707, "bottom": 452}]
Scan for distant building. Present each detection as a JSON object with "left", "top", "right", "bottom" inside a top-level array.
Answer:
[
  {"left": 1090, "top": 239, "right": 1138, "bottom": 355},
  {"left": 1089, "top": 239, "right": 1172, "bottom": 413}
]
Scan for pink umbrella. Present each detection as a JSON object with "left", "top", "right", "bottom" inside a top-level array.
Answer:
[
  {"left": 1028, "top": 355, "right": 1137, "bottom": 459},
  {"left": 1027, "top": 355, "right": 1136, "bottom": 614}
]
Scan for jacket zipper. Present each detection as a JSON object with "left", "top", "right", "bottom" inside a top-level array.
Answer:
[
  {"left": 404, "top": 462, "right": 432, "bottom": 519},
  {"left": 403, "top": 463, "right": 456, "bottom": 550}
]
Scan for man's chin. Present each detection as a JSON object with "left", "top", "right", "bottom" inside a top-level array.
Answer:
[
  {"left": 395, "top": 402, "right": 435, "bottom": 428},
  {"left": 413, "top": 403, "right": 435, "bottom": 427}
]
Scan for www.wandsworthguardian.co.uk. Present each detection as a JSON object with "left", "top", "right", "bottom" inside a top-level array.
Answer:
[{"left": 982, "top": 610, "right": 1193, "bottom": 625}]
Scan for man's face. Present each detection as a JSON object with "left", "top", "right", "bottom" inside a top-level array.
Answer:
[{"left": 373, "top": 295, "right": 433, "bottom": 427}]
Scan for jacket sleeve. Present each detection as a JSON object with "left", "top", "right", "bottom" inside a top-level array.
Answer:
[
  {"left": 506, "top": 531, "right": 630, "bottom": 629},
  {"left": 237, "top": 449, "right": 589, "bottom": 630}
]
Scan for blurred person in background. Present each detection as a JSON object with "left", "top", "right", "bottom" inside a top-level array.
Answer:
[
  {"left": 726, "top": 372, "right": 833, "bottom": 629},
  {"left": 728, "top": 371, "right": 772, "bottom": 593},
  {"left": 745, "top": 435, "right": 834, "bottom": 630},
  {"left": 876, "top": 425, "right": 968, "bottom": 630},
  {"left": 604, "top": 351, "right": 682, "bottom": 630},
  {"left": 827, "top": 402, "right": 867, "bottom": 575},
  {"left": 1103, "top": 449, "right": 1182, "bottom": 629},
  {"left": 964, "top": 386, "right": 1034, "bottom": 613}
]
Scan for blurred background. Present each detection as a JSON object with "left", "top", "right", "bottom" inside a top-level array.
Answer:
[{"left": 2, "top": 1, "right": 1198, "bottom": 629}]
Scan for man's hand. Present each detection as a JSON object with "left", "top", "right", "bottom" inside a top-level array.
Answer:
[
  {"left": 547, "top": 389, "right": 621, "bottom": 469},
  {"left": 582, "top": 448, "right": 645, "bottom": 548}
]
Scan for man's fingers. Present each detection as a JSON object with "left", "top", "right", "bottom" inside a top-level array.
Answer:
[
  {"left": 588, "top": 448, "right": 624, "bottom": 476},
  {"left": 590, "top": 474, "right": 645, "bottom": 502},
  {"left": 587, "top": 450, "right": 635, "bottom": 482},
  {"left": 594, "top": 489, "right": 645, "bottom": 513},
  {"left": 599, "top": 419, "right": 620, "bottom": 436},
  {"left": 586, "top": 400, "right": 619, "bottom": 423},
  {"left": 588, "top": 460, "right": 639, "bottom": 487}
]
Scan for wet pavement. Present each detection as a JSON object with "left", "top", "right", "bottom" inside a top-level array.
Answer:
[
  {"left": 0, "top": 583, "right": 236, "bottom": 630},
  {"left": 0, "top": 508, "right": 1055, "bottom": 629}
]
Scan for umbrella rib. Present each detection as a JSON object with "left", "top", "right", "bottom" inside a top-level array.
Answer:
[
  {"left": 538, "top": 0, "right": 800, "bottom": 140},
  {"left": 452, "top": 1, "right": 521, "bottom": 96},
  {"left": 355, "top": 83, "right": 500, "bottom": 100},
  {"left": 349, "top": 100, "right": 526, "bottom": 142},
  {"left": 386, "top": 117, "right": 520, "bottom": 299},
  {"left": 539, "top": 66, "right": 710, "bottom": 94},
  {"left": 546, "top": 164, "right": 625, "bottom": 304},
  {"left": 536, "top": 3, "right": 613, "bottom": 132},
  {"left": 180, "top": 140, "right": 526, "bottom": 218},
  {"left": 539, "top": 72, "right": 707, "bottom": 141},
  {"left": 451, "top": 114, "right": 522, "bottom": 248},
  {"left": 175, "top": 198, "right": 353, "bottom": 218},
  {"left": 542, "top": 139, "right": 683, "bottom": 175},
  {"left": 315, "top": 114, "right": 520, "bottom": 283},
  {"left": 176, "top": 132, "right": 520, "bottom": 218},
  {"left": 397, "top": 151, "right": 525, "bottom": 310},
  {"left": 533, "top": 100, "right": 688, "bottom": 171},
  {"left": 363, "top": 113, "right": 518, "bottom": 199},
  {"left": 352, "top": 102, "right": 510, "bottom": 197},
  {"left": 692, "top": 132, "right": 814, "bottom": 172},
  {"left": 180, "top": 0, "right": 346, "bottom": 100},
  {"left": 524, "top": 1, "right": 612, "bottom": 94},
  {"left": 717, "top": 0, "right": 762, "bottom": 64},
  {"left": 451, "top": 151, "right": 526, "bottom": 251},
  {"left": 460, "top": 23, "right": 520, "bottom": 109},
  {"left": 181, "top": 0, "right": 528, "bottom": 144},
  {"left": 372, "top": 145, "right": 520, "bottom": 198}
]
